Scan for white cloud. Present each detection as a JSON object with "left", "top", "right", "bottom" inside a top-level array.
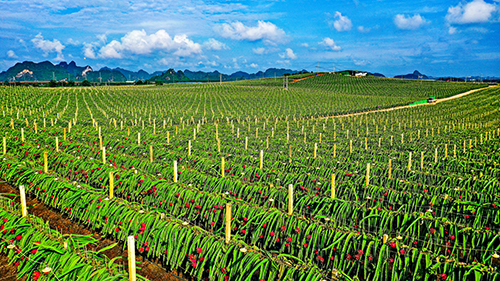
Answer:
[
  {"left": 394, "top": 14, "right": 429, "bottom": 30},
  {"left": 320, "top": 37, "right": 341, "bottom": 51},
  {"left": 158, "top": 58, "right": 169, "bottom": 65},
  {"left": 7, "top": 50, "right": 17, "bottom": 59},
  {"left": 276, "top": 60, "right": 291, "bottom": 66},
  {"left": 97, "top": 34, "right": 107, "bottom": 44},
  {"left": 358, "top": 25, "right": 379, "bottom": 33},
  {"left": 99, "top": 40, "right": 123, "bottom": 59},
  {"left": 250, "top": 63, "right": 258, "bottom": 68},
  {"left": 67, "top": 38, "right": 80, "bottom": 46},
  {"left": 97, "top": 29, "right": 202, "bottom": 59},
  {"left": 279, "top": 48, "right": 297, "bottom": 60},
  {"left": 446, "top": 0, "right": 497, "bottom": 24},
  {"left": 448, "top": 26, "right": 458, "bottom": 34},
  {"left": 83, "top": 43, "right": 97, "bottom": 59},
  {"left": 253, "top": 47, "right": 266, "bottom": 55},
  {"left": 203, "top": 38, "right": 228, "bottom": 50},
  {"left": 332, "top": 12, "right": 352, "bottom": 32},
  {"left": 301, "top": 43, "right": 309, "bottom": 47},
  {"left": 31, "top": 33, "right": 65, "bottom": 60},
  {"left": 199, "top": 60, "right": 218, "bottom": 67},
  {"left": 354, "top": 59, "right": 369, "bottom": 66},
  {"left": 357, "top": 26, "right": 370, "bottom": 33},
  {"left": 468, "top": 26, "right": 489, "bottom": 33},
  {"left": 218, "top": 21, "right": 288, "bottom": 45}
]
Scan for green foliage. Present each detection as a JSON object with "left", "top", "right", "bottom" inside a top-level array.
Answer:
[
  {"left": 0, "top": 197, "right": 139, "bottom": 280},
  {"left": 0, "top": 79, "right": 497, "bottom": 281},
  {"left": 149, "top": 69, "right": 190, "bottom": 83}
]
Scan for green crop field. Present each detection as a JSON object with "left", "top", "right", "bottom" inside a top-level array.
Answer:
[{"left": 0, "top": 74, "right": 499, "bottom": 281}]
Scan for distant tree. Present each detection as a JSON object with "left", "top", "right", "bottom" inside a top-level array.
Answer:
[
  {"left": 135, "top": 80, "right": 144, "bottom": 85},
  {"left": 48, "top": 80, "right": 58, "bottom": 87},
  {"left": 67, "top": 81, "right": 75, "bottom": 87},
  {"left": 82, "top": 80, "right": 91, "bottom": 86},
  {"left": 284, "top": 73, "right": 291, "bottom": 76},
  {"left": 155, "top": 81, "right": 164, "bottom": 86}
]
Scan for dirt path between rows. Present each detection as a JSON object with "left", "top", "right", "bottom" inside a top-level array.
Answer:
[
  {"left": 320, "top": 85, "right": 497, "bottom": 119},
  {"left": 290, "top": 73, "right": 325, "bottom": 83},
  {"left": 0, "top": 181, "right": 185, "bottom": 281}
]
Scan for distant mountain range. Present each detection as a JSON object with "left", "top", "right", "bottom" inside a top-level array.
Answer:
[
  {"left": 394, "top": 70, "right": 429, "bottom": 80},
  {"left": 3, "top": 61, "right": 494, "bottom": 84},
  {"left": 0, "top": 60, "right": 304, "bottom": 83},
  {"left": 0, "top": 61, "right": 127, "bottom": 82}
]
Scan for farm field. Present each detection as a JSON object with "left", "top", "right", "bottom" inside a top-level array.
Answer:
[{"left": 0, "top": 74, "right": 499, "bottom": 281}]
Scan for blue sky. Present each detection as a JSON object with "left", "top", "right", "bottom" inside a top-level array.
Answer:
[{"left": 1, "top": 0, "right": 499, "bottom": 77}]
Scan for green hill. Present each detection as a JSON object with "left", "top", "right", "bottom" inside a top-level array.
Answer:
[
  {"left": 148, "top": 69, "right": 191, "bottom": 83},
  {"left": 0, "top": 61, "right": 71, "bottom": 81},
  {"left": 0, "top": 60, "right": 126, "bottom": 83}
]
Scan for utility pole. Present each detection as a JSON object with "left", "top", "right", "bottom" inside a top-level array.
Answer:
[
  {"left": 316, "top": 63, "right": 319, "bottom": 73},
  {"left": 220, "top": 73, "right": 222, "bottom": 85},
  {"left": 52, "top": 72, "right": 55, "bottom": 81},
  {"left": 274, "top": 72, "right": 276, "bottom": 82},
  {"left": 333, "top": 63, "right": 335, "bottom": 73},
  {"left": 481, "top": 73, "right": 483, "bottom": 83}
]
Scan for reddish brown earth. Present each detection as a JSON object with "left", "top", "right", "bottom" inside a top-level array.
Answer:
[
  {"left": 0, "top": 181, "right": 185, "bottom": 281},
  {"left": 0, "top": 253, "right": 26, "bottom": 281}
]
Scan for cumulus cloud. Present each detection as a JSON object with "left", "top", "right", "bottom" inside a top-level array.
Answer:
[
  {"left": 446, "top": 0, "right": 497, "bottom": 24},
  {"left": 332, "top": 12, "right": 352, "bottom": 32},
  {"left": 394, "top": 14, "right": 429, "bottom": 30},
  {"left": 320, "top": 37, "right": 341, "bottom": 51},
  {"left": 448, "top": 26, "right": 458, "bottom": 34},
  {"left": 97, "top": 29, "right": 202, "bottom": 59},
  {"left": 253, "top": 47, "right": 266, "bottom": 55},
  {"left": 158, "top": 58, "right": 169, "bottom": 65},
  {"left": 218, "top": 21, "right": 287, "bottom": 45},
  {"left": 31, "top": 33, "right": 65, "bottom": 60},
  {"left": 203, "top": 38, "right": 228, "bottom": 50},
  {"left": 301, "top": 43, "right": 309, "bottom": 47},
  {"left": 67, "top": 38, "right": 80, "bottom": 46},
  {"left": 279, "top": 48, "right": 297, "bottom": 59},
  {"left": 7, "top": 50, "right": 17, "bottom": 59},
  {"left": 250, "top": 63, "right": 258, "bottom": 68},
  {"left": 83, "top": 43, "right": 97, "bottom": 59},
  {"left": 99, "top": 40, "right": 123, "bottom": 59}
]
